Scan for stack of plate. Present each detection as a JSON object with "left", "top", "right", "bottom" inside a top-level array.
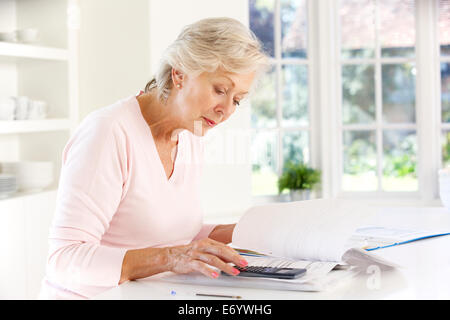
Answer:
[
  {"left": 0, "top": 161, "right": 53, "bottom": 192},
  {"left": 0, "top": 174, "right": 18, "bottom": 199}
]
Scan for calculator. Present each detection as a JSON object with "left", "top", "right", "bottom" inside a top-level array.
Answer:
[{"left": 222, "top": 265, "right": 307, "bottom": 280}]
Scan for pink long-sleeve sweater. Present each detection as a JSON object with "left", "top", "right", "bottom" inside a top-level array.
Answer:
[{"left": 39, "top": 94, "right": 216, "bottom": 299}]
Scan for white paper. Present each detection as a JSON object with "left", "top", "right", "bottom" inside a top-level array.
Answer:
[
  {"left": 232, "top": 199, "right": 373, "bottom": 262},
  {"left": 349, "top": 225, "right": 450, "bottom": 249}
]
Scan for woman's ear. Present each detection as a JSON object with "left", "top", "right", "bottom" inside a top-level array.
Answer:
[{"left": 172, "top": 68, "right": 185, "bottom": 87}]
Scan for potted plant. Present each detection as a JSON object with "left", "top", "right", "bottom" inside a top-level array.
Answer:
[{"left": 277, "top": 161, "right": 321, "bottom": 201}]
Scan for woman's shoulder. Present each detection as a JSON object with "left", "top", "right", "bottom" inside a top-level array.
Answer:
[
  {"left": 63, "top": 98, "right": 136, "bottom": 164},
  {"left": 83, "top": 96, "right": 135, "bottom": 124},
  {"left": 76, "top": 96, "right": 137, "bottom": 136}
]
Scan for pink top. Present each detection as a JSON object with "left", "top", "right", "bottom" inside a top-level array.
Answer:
[{"left": 39, "top": 95, "right": 216, "bottom": 299}]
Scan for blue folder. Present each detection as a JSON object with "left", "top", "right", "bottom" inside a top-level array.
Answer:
[{"left": 365, "top": 232, "right": 450, "bottom": 251}]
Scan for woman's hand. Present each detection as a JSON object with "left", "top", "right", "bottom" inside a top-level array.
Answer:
[
  {"left": 165, "top": 238, "right": 248, "bottom": 279},
  {"left": 119, "top": 236, "right": 247, "bottom": 284}
]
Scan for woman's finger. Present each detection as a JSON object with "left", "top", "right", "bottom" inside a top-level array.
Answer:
[
  {"left": 199, "top": 239, "right": 247, "bottom": 268},
  {"left": 193, "top": 252, "right": 240, "bottom": 276},
  {"left": 190, "top": 260, "right": 220, "bottom": 279}
]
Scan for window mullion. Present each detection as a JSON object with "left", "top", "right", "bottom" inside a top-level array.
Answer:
[
  {"left": 375, "top": 0, "right": 383, "bottom": 192},
  {"left": 274, "top": 0, "right": 283, "bottom": 176},
  {"left": 317, "top": 0, "right": 340, "bottom": 198},
  {"left": 416, "top": 0, "right": 440, "bottom": 201}
]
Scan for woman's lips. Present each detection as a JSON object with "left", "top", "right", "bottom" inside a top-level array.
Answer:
[{"left": 202, "top": 117, "right": 216, "bottom": 127}]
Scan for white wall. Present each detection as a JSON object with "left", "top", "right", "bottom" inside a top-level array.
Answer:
[
  {"left": 79, "top": 0, "right": 253, "bottom": 218},
  {"left": 149, "top": 0, "right": 252, "bottom": 218},
  {"left": 78, "top": 0, "right": 151, "bottom": 119}
]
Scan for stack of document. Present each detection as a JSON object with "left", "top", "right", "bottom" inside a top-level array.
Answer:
[
  {"left": 160, "top": 246, "right": 393, "bottom": 292},
  {"left": 159, "top": 199, "right": 399, "bottom": 292}
]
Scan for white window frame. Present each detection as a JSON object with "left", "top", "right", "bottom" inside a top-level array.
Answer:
[
  {"left": 439, "top": 1, "right": 450, "bottom": 168},
  {"left": 251, "top": 0, "right": 443, "bottom": 206},
  {"left": 252, "top": 0, "right": 319, "bottom": 205}
]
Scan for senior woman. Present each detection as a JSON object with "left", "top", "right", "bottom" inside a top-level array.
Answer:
[{"left": 40, "top": 17, "right": 269, "bottom": 299}]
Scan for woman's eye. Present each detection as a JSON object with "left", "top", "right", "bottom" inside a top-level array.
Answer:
[
  {"left": 234, "top": 100, "right": 240, "bottom": 106},
  {"left": 215, "top": 88, "right": 226, "bottom": 95}
]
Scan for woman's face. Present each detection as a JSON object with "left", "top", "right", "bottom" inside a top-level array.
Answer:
[{"left": 173, "top": 68, "right": 256, "bottom": 136}]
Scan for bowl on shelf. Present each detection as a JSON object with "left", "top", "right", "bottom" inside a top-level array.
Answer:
[{"left": 0, "top": 161, "right": 54, "bottom": 192}]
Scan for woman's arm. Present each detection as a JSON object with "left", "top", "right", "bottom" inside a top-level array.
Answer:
[
  {"left": 119, "top": 237, "right": 247, "bottom": 284},
  {"left": 207, "top": 224, "right": 236, "bottom": 244},
  {"left": 46, "top": 119, "right": 131, "bottom": 292}
]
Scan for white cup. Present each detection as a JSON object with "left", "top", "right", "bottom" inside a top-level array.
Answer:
[
  {"left": 0, "top": 97, "right": 16, "bottom": 120},
  {"left": 15, "top": 28, "right": 39, "bottom": 44},
  {"left": 12, "top": 96, "right": 30, "bottom": 120},
  {"left": 439, "top": 168, "right": 450, "bottom": 211},
  {"left": 28, "top": 100, "right": 47, "bottom": 120}
]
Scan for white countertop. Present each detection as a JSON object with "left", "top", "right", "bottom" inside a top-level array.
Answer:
[{"left": 94, "top": 206, "right": 450, "bottom": 300}]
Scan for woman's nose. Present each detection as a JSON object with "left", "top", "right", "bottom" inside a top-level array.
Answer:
[{"left": 215, "top": 96, "right": 235, "bottom": 118}]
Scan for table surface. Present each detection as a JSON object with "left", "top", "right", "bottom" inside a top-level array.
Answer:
[{"left": 94, "top": 206, "right": 450, "bottom": 300}]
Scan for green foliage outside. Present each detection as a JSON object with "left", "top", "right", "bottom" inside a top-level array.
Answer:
[
  {"left": 383, "top": 134, "right": 417, "bottom": 178},
  {"left": 277, "top": 161, "right": 321, "bottom": 194},
  {"left": 344, "top": 134, "right": 417, "bottom": 179},
  {"left": 442, "top": 132, "right": 450, "bottom": 167}
]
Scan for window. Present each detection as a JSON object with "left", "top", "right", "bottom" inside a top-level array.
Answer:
[
  {"left": 249, "top": 0, "right": 444, "bottom": 202},
  {"left": 340, "top": 0, "right": 418, "bottom": 193},
  {"left": 440, "top": 0, "right": 450, "bottom": 167},
  {"left": 249, "top": 0, "right": 311, "bottom": 197}
]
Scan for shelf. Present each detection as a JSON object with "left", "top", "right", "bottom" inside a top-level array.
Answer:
[
  {"left": 0, "top": 187, "right": 57, "bottom": 204},
  {"left": 0, "top": 41, "right": 68, "bottom": 61},
  {"left": 0, "top": 118, "right": 72, "bottom": 134}
]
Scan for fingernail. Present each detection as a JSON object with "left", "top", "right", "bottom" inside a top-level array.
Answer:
[
  {"left": 211, "top": 271, "right": 219, "bottom": 278},
  {"left": 240, "top": 259, "right": 248, "bottom": 267},
  {"left": 232, "top": 268, "right": 240, "bottom": 275}
]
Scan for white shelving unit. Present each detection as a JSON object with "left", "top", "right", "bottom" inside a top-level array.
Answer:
[
  {"left": 0, "top": 0, "right": 79, "bottom": 299},
  {"left": 0, "top": 41, "right": 69, "bottom": 61},
  {"left": 0, "top": 118, "right": 72, "bottom": 134}
]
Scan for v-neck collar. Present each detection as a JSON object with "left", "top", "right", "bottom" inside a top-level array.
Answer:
[
  {"left": 151, "top": 130, "right": 183, "bottom": 183},
  {"left": 129, "top": 95, "right": 185, "bottom": 184}
]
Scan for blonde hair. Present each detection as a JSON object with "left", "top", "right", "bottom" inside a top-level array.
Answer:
[{"left": 145, "top": 17, "right": 270, "bottom": 103}]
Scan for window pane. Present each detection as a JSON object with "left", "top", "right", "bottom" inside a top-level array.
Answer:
[
  {"left": 343, "top": 130, "right": 377, "bottom": 191},
  {"left": 442, "top": 131, "right": 450, "bottom": 167},
  {"left": 251, "top": 65, "right": 277, "bottom": 128},
  {"left": 439, "top": 0, "right": 450, "bottom": 56},
  {"left": 382, "top": 130, "right": 418, "bottom": 191},
  {"left": 281, "top": 0, "right": 307, "bottom": 58},
  {"left": 250, "top": 0, "right": 275, "bottom": 57},
  {"left": 281, "top": 65, "right": 308, "bottom": 127},
  {"left": 442, "top": 63, "right": 450, "bottom": 123},
  {"left": 379, "top": 0, "right": 415, "bottom": 58},
  {"left": 251, "top": 131, "right": 279, "bottom": 195},
  {"left": 340, "top": 0, "right": 376, "bottom": 59},
  {"left": 382, "top": 63, "right": 416, "bottom": 123},
  {"left": 282, "top": 131, "right": 309, "bottom": 167},
  {"left": 342, "top": 64, "right": 376, "bottom": 124}
]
